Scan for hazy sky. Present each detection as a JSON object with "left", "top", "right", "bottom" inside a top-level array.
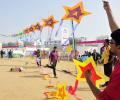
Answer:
[{"left": 0, "top": 0, "right": 120, "bottom": 43}]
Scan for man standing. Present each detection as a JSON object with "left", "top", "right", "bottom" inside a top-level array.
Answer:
[
  {"left": 8, "top": 49, "right": 13, "bottom": 58},
  {"left": 100, "top": 0, "right": 118, "bottom": 87},
  {"left": 84, "top": 1, "right": 120, "bottom": 99},
  {"left": 85, "top": 29, "right": 120, "bottom": 100},
  {"left": 0, "top": 49, "right": 5, "bottom": 58},
  {"left": 101, "top": 39, "right": 114, "bottom": 86},
  {"left": 92, "top": 49, "right": 101, "bottom": 65},
  {"left": 36, "top": 49, "right": 41, "bottom": 67},
  {"left": 49, "top": 46, "right": 59, "bottom": 78}
]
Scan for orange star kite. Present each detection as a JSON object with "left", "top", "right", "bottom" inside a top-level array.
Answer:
[
  {"left": 34, "top": 22, "right": 42, "bottom": 31},
  {"left": 62, "top": 1, "right": 91, "bottom": 23},
  {"left": 29, "top": 25, "right": 35, "bottom": 32},
  {"left": 42, "top": 15, "right": 59, "bottom": 28}
]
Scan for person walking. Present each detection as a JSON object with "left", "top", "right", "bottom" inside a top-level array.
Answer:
[{"left": 49, "top": 46, "right": 59, "bottom": 78}]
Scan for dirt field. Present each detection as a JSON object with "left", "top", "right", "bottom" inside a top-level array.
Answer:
[{"left": 0, "top": 57, "right": 99, "bottom": 100}]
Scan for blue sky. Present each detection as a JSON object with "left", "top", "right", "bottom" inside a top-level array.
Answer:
[{"left": 0, "top": 0, "right": 120, "bottom": 43}]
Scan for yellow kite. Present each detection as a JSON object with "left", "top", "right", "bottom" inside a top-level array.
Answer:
[
  {"left": 44, "top": 84, "right": 69, "bottom": 100},
  {"left": 42, "top": 15, "right": 59, "bottom": 28},
  {"left": 34, "top": 22, "right": 42, "bottom": 31},
  {"left": 29, "top": 25, "right": 35, "bottom": 32},
  {"left": 73, "top": 56, "right": 109, "bottom": 88},
  {"left": 62, "top": 1, "right": 91, "bottom": 23}
]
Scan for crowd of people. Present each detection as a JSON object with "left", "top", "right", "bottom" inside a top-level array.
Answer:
[
  {"left": 0, "top": 49, "right": 13, "bottom": 58},
  {"left": 78, "top": 50, "right": 101, "bottom": 65}
]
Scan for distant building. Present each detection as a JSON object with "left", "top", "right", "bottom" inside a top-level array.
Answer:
[{"left": 96, "top": 35, "right": 109, "bottom": 40}]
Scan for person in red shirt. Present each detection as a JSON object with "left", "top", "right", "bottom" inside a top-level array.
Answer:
[
  {"left": 84, "top": 1, "right": 120, "bottom": 100},
  {"left": 85, "top": 33, "right": 120, "bottom": 99}
]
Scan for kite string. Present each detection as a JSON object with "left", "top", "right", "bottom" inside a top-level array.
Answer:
[
  {"left": 39, "top": 29, "right": 42, "bottom": 42},
  {"left": 71, "top": 20, "right": 79, "bottom": 35},
  {"left": 55, "top": 20, "right": 63, "bottom": 37},
  {"left": 49, "top": 28, "right": 53, "bottom": 41}
]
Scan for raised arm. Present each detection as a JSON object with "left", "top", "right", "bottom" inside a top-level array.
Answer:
[{"left": 103, "top": 1, "right": 119, "bottom": 32}]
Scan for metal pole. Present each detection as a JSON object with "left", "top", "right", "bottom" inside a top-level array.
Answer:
[
  {"left": 71, "top": 20, "right": 77, "bottom": 74},
  {"left": 72, "top": 20, "right": 76, "bottom": 58}
]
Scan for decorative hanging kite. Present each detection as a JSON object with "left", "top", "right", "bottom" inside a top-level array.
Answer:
[
  {"left": 55, "top": 1, "right": 91, "bottom": 43},
  {"left": 29, "top": 25, "right": 35, "bottom": 33},
  {"left": 62, "top": 1, "right": 90, "bottom": 23},
  {"left": 34, "top": 22, "right": 43, "bottom": 31},
  {"left": 42, "top": 15, "right": 59, "bottom": 28},
  {"left": 73, "top": 56, "right": 109, "bottom": 88},
  {"left": 11, "top": 21, "right": 44, "bottom": 42},
  {"left": 42, "top": 15, "right": 59, "bottom": 41}
]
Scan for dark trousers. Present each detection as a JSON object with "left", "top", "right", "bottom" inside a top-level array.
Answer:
[
  {"left": 1, "top": 54, "right": 3, "bottom": 58},
  {"left": 104, "top": 63, "right": 113, "bottom": 77},
  {"left": 103, "top": 63, "right": 113, "bottom": 86},
  {"left": 37, "top": 61, "right": 41, "bottom": 67},
  {"left": 51, "top": 61, "right": 57, "bottom": 77},
  {"left": 46, "top": 60, "right": 57, "bottom": 77}
]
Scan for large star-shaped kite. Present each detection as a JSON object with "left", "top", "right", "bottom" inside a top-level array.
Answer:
[
  {"left": 42, "top": 16, "right": 59, "bottom": 28},
  {"left": 62, "top": 2, "right": 91, "bottom": 23},
  {"left": 73, "top": 56, "right": 109, "bottom": 88}
]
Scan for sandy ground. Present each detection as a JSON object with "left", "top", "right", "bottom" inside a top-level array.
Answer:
[{"left": 0, "top": 57, "right": 104, "bottom": 100}]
